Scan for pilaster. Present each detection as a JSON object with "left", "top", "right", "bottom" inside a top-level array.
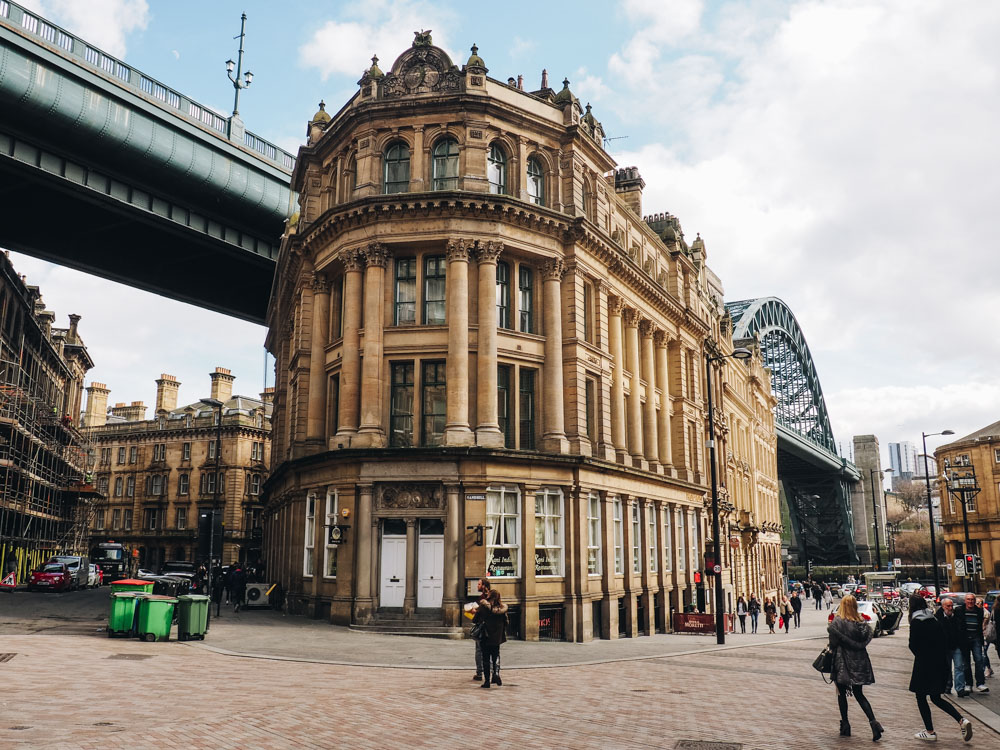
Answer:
[{"left": 444, "top": 239, "right": 475, "bottom": 446}]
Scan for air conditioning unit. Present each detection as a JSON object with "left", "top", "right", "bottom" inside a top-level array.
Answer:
[{"left": 244, "top": 583, "right": 271, "bottom": 608}]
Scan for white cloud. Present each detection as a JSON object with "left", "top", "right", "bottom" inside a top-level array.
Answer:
[
  {"left": 171, "top": 49, "right": 179, "bottom": 60},
  {"left": 299, "top": 0, "right": 454, "bottom": 81},
  {"left": 20, "top": 0, "right": 149, "bottom": 58},
  {"left": 609, "top": 0, "right": 705, "bottom": 85},
  {"left": 607, "top": 1, "right": 1000, "bottom": 448},
  {"left": 572, "top": 67, "right": 611, "bottom": 106}
]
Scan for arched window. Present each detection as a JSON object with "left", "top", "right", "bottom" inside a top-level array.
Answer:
[
  {"left": 346, "top": 154, "right": 357, "bottom": 195},
  {"left": 383, "top": 142, "right": 410, "bottom": 194},
  {"left": 432, "top": 138, "right": 459, "bottom": 190},
  {"left": 581, "top": 179, "right": 593, "bottom": 221},
  {"left": 488, "top": 143, "right": 507, "bottom": 195},
  {"left": 527, "top": 157, "right": 544, "bottom": 206}
]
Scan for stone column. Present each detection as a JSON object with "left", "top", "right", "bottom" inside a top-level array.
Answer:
[
  {"left": 442, "top": 483, "right": 461, "bottom": 626},
  {"left": 475, "top": 241, "right": 504, "bottom": 447},
  {"left": 599, "top": 490, "right": 616, "bottom": 639},
  {"left": 654, "top": 330, "right": 674, "bottom": 476},
  {"left": 410, "top": 126, "right": 425, "bottom": 192},
  {"left": 541, "top": 258, "right": 569, "bottom": 453},
  {"left": 404, "top": 518, "right": 417, "bottom": 615},
  {"left": 623, "top": 308, "right": 644, "bottom": 467},
  {"left": 335, "top": 251, "right": 364, "bottom": 444},
  {"left": 354, "top": 483, "right": 374, "bottom": 624},
  {"left": 306, "top": 273, "right": 331, "bottom": 446},
  {"left": 608, "top": 296, "right": 628, "bottom": 463},
  {"left": 356, "top": 243, "right": 387, "bottom": 447},
  {"left": 522, "top": 485, "right": 539, "bottom": 640},
  {"left": 444, "top": 239, "right": 475, "bottom": 446},
  {"left": 639, "top": 320, "right": 660, "bottom": 472}
]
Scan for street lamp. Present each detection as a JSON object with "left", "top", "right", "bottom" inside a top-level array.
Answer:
[
  {"left": 705, "top": 345, "right": 752, "bottom": 645},
  {"left": 224, "top": 13, "right": 254, "bottom": 136},
  {"left": 868, "top": 468, "right": 893, "bottom": 570},
  {"left": 201, "top": 397, "right": 224, "bottom": 627},
  {"left": 922, "top": 430, "right": 953, "bottom": 595}
]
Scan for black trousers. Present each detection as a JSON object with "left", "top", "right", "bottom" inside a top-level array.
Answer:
[
  {"left": 792, "top": 611, "right": 801, "bottom": 627},
  {"left": 481, "top": 642, "right": 500, "bottom": 683},
  {"left": 916, "top": 693, "right": 962, "bottom": 732},
  {"left": 738, "top": 614, "right": 746, "bottom": 633},
  {"left": 837, "top": 684, "right": 876, "bottom": 723}
]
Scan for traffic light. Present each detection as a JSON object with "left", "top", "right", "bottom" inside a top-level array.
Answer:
[
  {"left": 693, "top": 570, "right": 703, "bottom": 584},
  {"left": 964, "top": 554, "right": 976, "bottom": 575}
]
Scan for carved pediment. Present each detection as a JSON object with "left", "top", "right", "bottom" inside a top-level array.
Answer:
[
  {"left": 376, "top": 483, "right": 445, "bottom": 511},
  {"left": 381, "top": 39, "right": 463, "bottom": 99}
]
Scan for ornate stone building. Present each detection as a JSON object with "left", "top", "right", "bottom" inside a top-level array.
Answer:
[
  {"left": 82, "top": 369, "right": 271, "bottom": 571},
  {"left": 263, "top": 33, "right": 782, "bottom": 640},
  {"left": 936, "top": 420, "right": 1000, "bottom": 591}
]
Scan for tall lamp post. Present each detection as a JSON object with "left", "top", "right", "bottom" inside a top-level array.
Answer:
[
  {"left": 201, "top": 397, "right": 224, "bottom": 628},
  {"left": 705, "top": 345, "right": 752, "bottom": 645},
  {"left": 922, "top": 430, "right": 953, "bottom": 596},
  {"left": 224, "top": 13, "right": 254, "bottom": 139},
  {"left": 868, "top": 467, "right": 893, "bottom": 569}
]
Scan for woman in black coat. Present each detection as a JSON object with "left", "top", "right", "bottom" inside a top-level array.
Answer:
[
  {"left": 828, "top": 594, "right": 883, "bottom": 741},
  {"left": 908, "top": 595, "right": 973, "bottom": 742},
  {"left": 475, "top": 589, "right": 508, "bottom": 689}
]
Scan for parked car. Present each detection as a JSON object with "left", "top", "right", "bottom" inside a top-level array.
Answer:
[
  {"left": 900, "top": 582, "right": 922, "bottom": 597},
  {"left": 985, "top": 591, "right": 1000, "bottom": 611},
  {"left": 136, "top": 568, "right": 158, "bottom": 579},
  {"left": 47, "top": 555, "right": 89, "bottom": 590},
  {"left": 828, "top": 599, "right": 901, "bottom": 637},
  {"left": 87, "top": 563, "right": 101, "bottom": 588},
  {"left": 27, "top": 562, "right": 73, "bottom": 592},
  {"left": 159, "top": 561, "right": 197, "bottom": 582},
  {"left": 843, "top": 583, "right": 858, "bottom": 596},
  {"left": 828, "top": 582, "right": 842, "bottom": 597}
]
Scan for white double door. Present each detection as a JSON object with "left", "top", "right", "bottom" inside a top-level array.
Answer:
[{"left": 379, "top": 531, "right": 444, "bottom": 609}]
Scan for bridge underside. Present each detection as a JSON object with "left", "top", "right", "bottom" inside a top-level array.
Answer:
[{"left": 0, "top": 132, "right": 273, "bottom": 323}]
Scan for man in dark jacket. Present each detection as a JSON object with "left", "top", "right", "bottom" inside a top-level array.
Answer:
[
  {"left": 955, "top": 593, "right": 989, "bottom": 694},
  {"left": 936, "top": 597, "right": 969, "bottom": 695},
  {"left": 813, "top": 583, "right": 824, "bottom": 610},
  {"left": 790, "top": 590, "right": 802, "bottom": 627}
]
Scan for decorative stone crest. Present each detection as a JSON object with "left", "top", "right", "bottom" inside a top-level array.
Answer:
[
  {"left": 363, "top": 242, "right": 388, "bottom": 268},
  {"left": 445, "top": 238, "right": 473, "bottom": 262},
  {"left": 376, "top": 483, "right": 445, "bottom": 511},
  {"left": 541, "top": 257, "right": 565, "bottom": 281},
  {"left": 381, "top": 35, "right": 463, "bottom": 99},
  {"left": 474, "top": 240, "right": 504, "bottom": 264}
]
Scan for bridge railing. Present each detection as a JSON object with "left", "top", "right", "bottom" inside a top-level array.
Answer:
[{"left": 0, "top": 0, "right": 295, "bottom": 174}]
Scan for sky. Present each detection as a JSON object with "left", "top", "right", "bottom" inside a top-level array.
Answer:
[{"left": 7, "top": 0, "right": 999, "bottom": 468}]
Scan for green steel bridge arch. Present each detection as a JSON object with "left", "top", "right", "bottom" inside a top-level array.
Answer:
[
  {"left": 0, "top": 1, "right": 295, "bottom": 322},
  {"left": 726, "top": 296, "right": 861, "bottom": 565}
]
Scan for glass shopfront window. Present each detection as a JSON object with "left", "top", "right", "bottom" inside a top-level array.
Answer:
[
  {"left": 534, "top": 488, "right": 564, "bottom": 576},
  {"left": 487, "top": 486, "right": 520, "bottom": 577}
]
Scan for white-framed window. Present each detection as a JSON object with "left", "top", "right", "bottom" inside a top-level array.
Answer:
[
  {"left": 631, "top": 502, "right": 642, "bottom": 574},
  {"left": 94, "top": 509, "right": 105, "bottom": 530},
  {"left": 178, "top": 473, "right": 189, "bottom": 495},
  {"left": 534, "top": 488, "right": 564, "bottom": 576},
  {"left": 114, "top": 476, "right": 123, "bottom": 497},
  {"left": 995, "top": 449, "right": 1000, "bottom": 464},
  {"left": 324, "top": 488, "right": 338, "bottom": 578},
  {"left": 587, "top": 491, "right": 602, "bottom": 575},
  {"left": 613, "top": 497, "right": 623, "bottom": 574},
  {"left": 123, "top": 509, "right": 132, "bottom": 530},
  {"left": 126, "top": 475, "right": 135, "bottom": 497},
  {"left": 112, "top": 508, "right": 121, "bottom": 530},
  {"left": 128, "top": 446, "right": 137, "bottom": 464},
  {"left": 676, "top": 510, "right": 685, "bottom": 571},
  {"left": 486, "top": 485, "right": 520, "bottom": 577},
  {"left": 151, "top": 474, "right": 164, "bottom": 496},
  {"left": 252, "top": 442, "right": 263, "bottom": 461},
  {"left": 117, "top": 447, "right": 126, "bottom": 464},
  {"left": 966, "top": 493, "right": 977, "bottom": 513},
  {"left": 663, "top": 505, "right": 672, "bottom": 571},
  {"left": 648, "top": 504, "right": 658, "bottom": 573},
  {"left": 182, "top": 442, "right": 191, "bottom": 461},
  {"left": 948, "top": 491, "right": 955, "bottom": 514},
  {"left": 208, "top": 441, "right": 217, "bottom": 460},
  {"left": 176, "top": 507, "right": 187, "bottom": 530},
  {"left": 303, "top": 492, "right": 316, "bottom": 577},
  {"left": 689, "top": 511, "right": 699, "bottom": 572},
  {"left": 250, "top": 473, "right": 262, "bottom": 496}
]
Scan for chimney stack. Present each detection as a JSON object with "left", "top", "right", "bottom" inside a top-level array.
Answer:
[
  {"left": 209, "top": 367, "right": 235, "bottom": 403},
  {"left": 155, "top": 373, "right": 180, "bottom": 413},
  {"left": 109, "top": 400, "right": 147, "bottom": 422},
  {"left": 614, "top": 166, "right": 645, "bottom": 217},
  {"left": 82, "top": 382, "right": 110, "bottom": 427},
  {"left": 67, "top": 313, "right": 81, "bottom": 341},
  {"left": 259, "top": 387, "right": 275, "bottom": 404},
  {"left": 541, "top": 69, "right": 549, "bottom": 89}
]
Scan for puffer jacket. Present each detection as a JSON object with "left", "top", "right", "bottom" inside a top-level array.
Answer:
[
  {"left": 828, "top": 615, "right": 875, "bottom": 687},
  {"left": 475, "top": 600, "right": 509, "bottom": 647}
]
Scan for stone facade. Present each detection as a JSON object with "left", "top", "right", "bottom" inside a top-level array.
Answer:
[
  {"left": 82, "top": 370, "right": 271, "bottom": 571},
  {"left": 936, "top": 421, "right": 1000, "bottom": 591},
  {"left": 263, "top": 34, "right": 782, "bottom": 639},
  {"left": 851, "top": 434, "right": 889, "bottom": 567}
]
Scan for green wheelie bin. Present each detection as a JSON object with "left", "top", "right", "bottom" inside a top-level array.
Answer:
[
  {"left": 108, "top": 591, "right": 146, "bottom": 637},
  {"left": 176, "top": 594, "right": 210, "bottom": 640},
  {"left": 135, "top": 594, "right": 178, "bottom": 642},
  {"left": 110, "top": 578, "right": 155, "bottom": 594}
]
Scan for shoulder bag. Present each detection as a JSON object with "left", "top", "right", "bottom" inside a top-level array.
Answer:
[
  {"left": 812, "top": 646, "right": 835, "bottom": 683},
  {"left": 470, "top": 621, "right": 485, "bottom": 640}
]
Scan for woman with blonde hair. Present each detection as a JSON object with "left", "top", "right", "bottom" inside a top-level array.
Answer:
[{"left": 828, "top": 594, "right": 883, "bottom": 741}]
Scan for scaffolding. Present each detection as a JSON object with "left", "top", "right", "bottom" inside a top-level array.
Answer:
[{"left": 0, "top": 349, "right": 99, "bottom": 583}]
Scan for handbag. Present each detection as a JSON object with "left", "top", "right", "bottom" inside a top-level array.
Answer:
[
  {"left": 985, "top": 617, "right": 997, "bottom": 644},
  {"left": 778, "top": 616, "right": 784, "bottom": 629},
  {"left": 813, "top": 646, "right": 835, "bottom": 683},
  {"left": 470, "top": 621, "right": 485, "bottom": 640}
]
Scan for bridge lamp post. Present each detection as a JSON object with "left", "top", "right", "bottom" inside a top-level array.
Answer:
[
  {"left": 705, "top": 345, "right": 752, "bottom": 645},
  {"left": 224, "top": 13, "right": 253, "bottom": 137},
  {"left": 921, "top": 430, "right": 953, "bottom": 597},
  {"left": 868, "top": 468, "right": 892, "bottom": 570}
]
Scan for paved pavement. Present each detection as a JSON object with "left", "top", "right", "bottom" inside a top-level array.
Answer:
[{"left": 2, "top": 589, "right": 999, "bottom": 748}]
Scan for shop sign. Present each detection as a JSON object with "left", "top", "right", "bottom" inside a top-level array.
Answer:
[
  {"left": 673, "top": 612, "right": 733, "bottom": 634},
  {"left": 465, "top": 493, "right": 486, "bottom": 501},
  {"left": 534, "top": 550, "right": 559, "bottom": 576}
]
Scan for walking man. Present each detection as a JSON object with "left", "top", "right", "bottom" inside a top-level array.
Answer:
[
  {"left": 955, "top": 593, "right": 990, "bottom": 694},
  {"left": 791, "top": 590, "right": 802, "bottom": 627},
  {"left": 936, "top": 597, "right": 968, "bottom": 695},
  {"left": 814, "top": 582, "right": 824, "bottom": 610}
]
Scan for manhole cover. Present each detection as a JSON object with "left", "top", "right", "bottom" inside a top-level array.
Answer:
[
  {"left": 675, "top": 742, "right": 742, "bottom": 750},
  {"left": 107, "top": 654, "right": 153, "bottom": 661},
  {"left": 0, "top": 653, "right": 16, "bottom": 662}
]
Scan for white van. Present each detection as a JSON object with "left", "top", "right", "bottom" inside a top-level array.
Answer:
[{"left": 48, "top": 555, "right": 89, "bottom": 589}]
